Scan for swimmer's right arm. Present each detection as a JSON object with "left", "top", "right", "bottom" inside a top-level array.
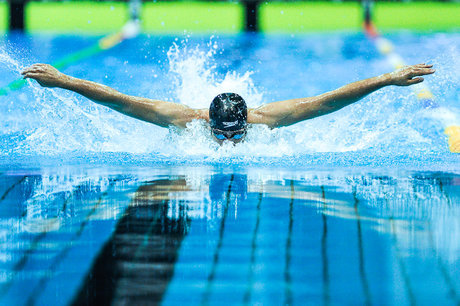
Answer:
[{"left": 21, "top": 64, "right": 206, "bottom": 128}]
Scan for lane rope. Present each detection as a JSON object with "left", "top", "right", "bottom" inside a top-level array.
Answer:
[
  {"left": 362, "top": 0, "right": 459, "bottom": 153},
  {"left": 0, "top": 5, "right": 141, "bottom": 96}
]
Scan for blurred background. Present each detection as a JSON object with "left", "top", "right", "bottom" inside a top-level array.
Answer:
[{"left": 1, "top": 0, "right": 459, "bottom": 34}]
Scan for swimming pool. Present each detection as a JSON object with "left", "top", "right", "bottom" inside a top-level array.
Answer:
[{"left": 0, "top": 32, "right": 459, "bottom": 304}]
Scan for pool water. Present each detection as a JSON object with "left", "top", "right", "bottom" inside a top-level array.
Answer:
[
  {"left": 1, "top": 32, "right": 459, "bottom": 166},
  {"left": 0, "top": 167, "right": 459, "bottom": 305},
  {"left": 0, "top": 32, "right": 459, "bottom": 304}
]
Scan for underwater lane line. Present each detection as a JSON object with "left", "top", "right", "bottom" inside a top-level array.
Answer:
[
  {"left": 320, "top": 186, "right": 331, "bottom": 306},
  {"left": 0, "top": 175, "right": 27, "bottom": 202},
  {"left": 352, "top": 187, "right": 373, "bottom": 306},
  {"left": 202, "top": 174, "right": 234, "bottom": 306},
  {"left": 242, "top": 191, "right": 263, "bottom": 305},
  {"left": 0, "top": 20, "right": 140, "bottom": 97},
  {"left": 284, "top": 180, "right": 294, "bottom": 306},
  {"left": 437, "top": 177, "right": 453, "bottom": 207}
]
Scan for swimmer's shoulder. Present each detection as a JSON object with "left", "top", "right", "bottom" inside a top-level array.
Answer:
[{"left": 247, "top": 107, "right": 267, "bottom": 125}]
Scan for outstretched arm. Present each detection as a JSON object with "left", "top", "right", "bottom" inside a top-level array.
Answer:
[
  {"left": 248, "top": 64, "right": 435, "bottom": 128},
  {"left": 21, "top": 64, "right": 206, "bottom": 128}
]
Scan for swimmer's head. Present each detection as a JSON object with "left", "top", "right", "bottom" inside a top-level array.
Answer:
[{"left": 209, "top": 93, "right": 248, "bottom": 145}]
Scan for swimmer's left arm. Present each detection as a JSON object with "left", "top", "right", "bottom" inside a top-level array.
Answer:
[{"left": 248, "top": 64, "right": 435, "bottom": 128}]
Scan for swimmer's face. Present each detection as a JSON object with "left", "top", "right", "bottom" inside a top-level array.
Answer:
[
  {"left": 209, "top": 93, "right": 248, "bottom": 145},
  {"left": 211, "top": 127, "right": 247, "bottom": 145}
]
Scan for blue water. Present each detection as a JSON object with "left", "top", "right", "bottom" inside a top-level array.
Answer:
[
  {"left": 0, "top": 32, "right": 459, "bottom": 305},
  {"left": 1, "top": 32, "right": 459, "bottom": 168},
  {"left": 0, "top": 166, "right": 459, "bottom": 305}
]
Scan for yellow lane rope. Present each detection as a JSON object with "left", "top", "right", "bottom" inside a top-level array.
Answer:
[
  {"left": 363, "top": 19, "right": 459, "bottom": 153},
  {"left": 445, "top": 126, "right": 460, "bottom": 153}
]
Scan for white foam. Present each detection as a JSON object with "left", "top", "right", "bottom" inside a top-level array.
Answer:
[{"left": 1, "top": 35, "right": 459, "bottom": 159}]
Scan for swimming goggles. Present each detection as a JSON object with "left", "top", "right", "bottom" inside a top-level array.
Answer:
[{"left": 212, "top": 128, "right": 246, "bottom": 140}]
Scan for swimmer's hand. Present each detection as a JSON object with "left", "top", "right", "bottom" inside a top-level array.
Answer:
[
  {"left": 21, "top": 64, "right": 67, "bottom": 88},
  {"left": 388, "top": 64, "right": 435, "bottom": 86}
]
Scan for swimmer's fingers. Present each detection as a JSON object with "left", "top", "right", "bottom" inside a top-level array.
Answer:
[
  {"left": 21, "top": 63, "right": 57, "bottom": 76},
  {"left": 389, "top": 65, "right": 433, "bottom": 86},
  {"left": 21, "top": 67, "right": 38, "bottom": 75},
  {"left": 21, "top": 64, "right": 64, "bottom": 88},
  {"left": 22, "top": 72, "right": 42, "bottom": 81},
  {"left": 22, "top": 67, "right": 47, "bottom": 77},
  {"left": 22, "top": 72, "right": 55, "bottom": 88},
  {"left": 24, "top": 74, "right": 46, "bottom": 87},
  {"left": 413, "top": 63, "right": 433, "bottom": 69},
  {"left": 406, "top": 77, "right": 424, "bottom": 85},
  {"left": 410, "top": 67, "right": 435, "bottom": 77},
  {"left": 22, "top": 72, "right": 48, "bottom": 87},
  {"left": 21, "top": 65, "right": 44, "bottom": 77}
]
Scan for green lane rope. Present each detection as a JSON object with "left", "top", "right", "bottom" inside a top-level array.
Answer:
[{"left": 0, "top": 20, "right": 139, "bottom": 96}]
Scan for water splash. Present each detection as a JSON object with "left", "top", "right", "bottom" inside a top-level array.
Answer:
[
  {"left": 0, "top": 34, "right": 459, "bottom": 164},
  {"left": 0, "top": 48, "right": 25, "bottom": 74},
  {"left": 168, "top": 38, "right": 263, "bottom": 109}
]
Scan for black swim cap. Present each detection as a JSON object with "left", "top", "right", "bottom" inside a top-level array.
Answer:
[{"left": 209, "top": 93, "right": 247, "bottom": 131}]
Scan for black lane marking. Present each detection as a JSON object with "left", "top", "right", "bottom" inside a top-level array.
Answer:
[
  {"left": 72, "top": 178, "right": 191, "bottom": 305},
  {"left": 0, "top": 176, "right": 27, "bottom": 202},
  {"left": 352, "top": 187, "right": 372, "bottom": 306},
  {"left": 132, "top": 199, "right": 167, "bottom": 260},
  {"left": 320, "top": 186, "right": 330, "bottom": 306},
  {"left": 284, "top": 180, "right": 294, "bottom": 306},
  {"left": 201, "top": 175, "right": 235, "bottom": 306},
  {"left": 243, "top": 192, "right": 263, "bottom": 305},
  {"left": 438, "top": 178, "right": 452, "bottom": 207}
]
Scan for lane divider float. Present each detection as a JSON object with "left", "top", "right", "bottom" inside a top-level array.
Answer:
[
  {"left": 362, "top": 3, "right": 459, "bottom": 153},
  {"left": 0, "top": 20, "right": 140, "bottom": 96}
]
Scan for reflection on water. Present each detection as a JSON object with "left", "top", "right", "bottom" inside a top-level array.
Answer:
[
  {"left": 0, "top": 167, "right": 458, "bottom": 305},
  {"left": 75, "top": 178, "right": 192, "bottom": 305}
]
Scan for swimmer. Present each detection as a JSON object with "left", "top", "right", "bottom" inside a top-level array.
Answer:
[{"left": 21, "top": 63, "right": 435, "bottom": 145}]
